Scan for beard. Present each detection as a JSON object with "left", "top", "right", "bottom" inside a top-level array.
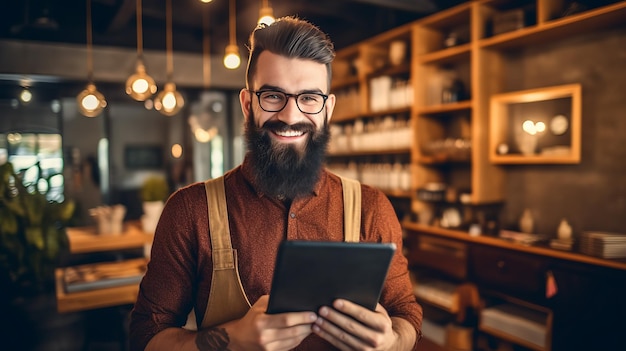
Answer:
[{"left": 244, "top": 109, "right": 330, "bottom": 200}]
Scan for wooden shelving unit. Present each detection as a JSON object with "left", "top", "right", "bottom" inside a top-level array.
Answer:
[
  {"left": 331, "top": 1, "right": 626, "bottom": 349},
  {"left": 55, "top": 222, "right": 153, "bottom": 313}
]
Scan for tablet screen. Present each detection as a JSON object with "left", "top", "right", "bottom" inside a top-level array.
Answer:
[{"left": 266, "top": 240, "right": 396, "bottom": 314}]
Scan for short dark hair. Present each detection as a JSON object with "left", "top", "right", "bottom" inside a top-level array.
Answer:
[{"left": 245, "top": 16, "right": 335, "bottom": 91}]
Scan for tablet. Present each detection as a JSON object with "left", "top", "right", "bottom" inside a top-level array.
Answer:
[{"left": 266, "top": 240, "right": 396, "bottom": 314}]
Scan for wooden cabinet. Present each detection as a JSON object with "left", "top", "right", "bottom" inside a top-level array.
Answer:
[{"left": 404, "top": 223, "right": 626, "bottom": 351}]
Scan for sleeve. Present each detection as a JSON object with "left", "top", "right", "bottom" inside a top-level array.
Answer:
[
  {"left": 364, "top": 187, "right": 423, "bottom": 349},
  {"left": 129, "top": 185, "right": 204, "bottom": 351}
]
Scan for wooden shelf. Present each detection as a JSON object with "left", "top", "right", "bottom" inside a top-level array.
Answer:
[
  {"left": 480, "top": 2, "right": 626, "bottom": 50},
  {"left": 420, "top": 43, "right": 471, "bottom": 65},
  {"left": 328, "top": 147, "right": 411, "bottom": 157},
  {"left": 489, "top": 84, "right": 581, "bottom": 164},
  {"left": 417, "top": 100, "right": 473, "bottom": 116},
  {"left": 402, "top": 221, "right": 626, "bottom": 271}
]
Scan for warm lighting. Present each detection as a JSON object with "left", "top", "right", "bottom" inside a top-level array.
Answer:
[
  {"left": 77, "top": 83, "right": 107, "bottom": 117},
  {"left": 258, "top": 0, "right": 275, "bottom": 25},
  {"left": 154, "top": 82, "right": 184, "bottom": 116},
  {"left": 522, "top": 120, "right": 546, "bottom": 136},
  {"left": 223, "top": 0, "right": 240, "bottom": 69},
  {"left": 223, "top": 44, "right": 241, "bottom": 70},
  {"left": 20, "top": 88, "right": 32, "bottom": 103},
  {"left": 77, "top": 0, "right": 106, "bottom": 117},
  {"left": 171, "top": 143, "right": 183, "bottom": 158},
  {"left": 126, "top": 62, "right": 157, "bottom": 100},
  {"left": 126, "top": 0, "right": 156, "bottom": 101},
  {"left": 157, "top": 0, "right": 184, "bottom": 116},
  {"left": 199, "top": 0, "right": 212, "bottom": 2}
]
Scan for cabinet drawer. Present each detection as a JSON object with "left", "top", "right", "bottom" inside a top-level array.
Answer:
[
  {"left": 411, "top": 235, "right": 468, "bottom": 280},
  {"left": 470, "top": 245, "right": 546, "bottom": 296}
]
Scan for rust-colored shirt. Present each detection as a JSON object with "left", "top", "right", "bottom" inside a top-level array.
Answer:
[{"left": 130, "top": 156, "right": 422, "bottom": 350}]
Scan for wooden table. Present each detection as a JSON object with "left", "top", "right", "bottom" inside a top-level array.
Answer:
[{"left": 55, "top": 222, "right": 154, "bottom": 313}]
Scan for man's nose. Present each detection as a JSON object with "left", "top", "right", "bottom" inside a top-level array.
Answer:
[{"left": 276, "top": 96, "right": 302, "bottom": 125}]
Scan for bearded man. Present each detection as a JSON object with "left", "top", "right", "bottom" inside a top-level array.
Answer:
[{"left": 130, "top": 16, "right": 422, "bottom": 351}]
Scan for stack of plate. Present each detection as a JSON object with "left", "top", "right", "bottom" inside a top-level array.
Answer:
[{"left": 580, "top": 232, "right": 626, "bottom": 259}]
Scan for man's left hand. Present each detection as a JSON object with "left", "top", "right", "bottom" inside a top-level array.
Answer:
[{"left": 312, "top": 299, "right": 398, "bottom": 351}]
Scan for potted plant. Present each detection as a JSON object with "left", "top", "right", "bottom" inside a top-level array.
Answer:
[
  {"left": 140, "top": 175, "right": 169, "bottom": 233},
  {"left": 0, "top": 162, "right": 75, "bottom": 297}
]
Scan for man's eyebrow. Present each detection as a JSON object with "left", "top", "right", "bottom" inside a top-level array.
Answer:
[{"left": 257, "top": 85, "right": 325, "bottom": 94}]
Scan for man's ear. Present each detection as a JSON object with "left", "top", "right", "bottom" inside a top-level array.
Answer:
[
  {"left": 325, "top": 93, "right": 336, "bottom": 124},
  {"left": 239, "top": 88, "right": 251, "bottom": 120}
]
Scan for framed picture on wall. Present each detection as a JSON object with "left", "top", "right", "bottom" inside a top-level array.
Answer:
[{"left": 124, "top": 145, "right": 163, "bottom": 169}]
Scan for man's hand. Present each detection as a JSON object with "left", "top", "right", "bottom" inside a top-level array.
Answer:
[
  {"left": 219, "top": 295, "right": 317, "bottom": 351},
  {"left": 311, "top": 300, "right": 400, "bottom": 351}
]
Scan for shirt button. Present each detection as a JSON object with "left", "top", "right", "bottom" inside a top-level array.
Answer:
[{"left": 290, "top": 213, "right": 296, "bottom": 219}]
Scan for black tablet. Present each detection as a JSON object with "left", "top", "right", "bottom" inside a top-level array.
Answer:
[{"left": 266, "top": 240, "right": 396, "bottom": 314}]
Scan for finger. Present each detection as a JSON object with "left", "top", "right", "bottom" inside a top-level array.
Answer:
[
  {"left": 312, "top": 315, "right": 358, "bottom": 351},
  {"left": 264, "top": 310, "right": 318, "bottom": 329},
  {"left": 332, "top": 299, "right": 388, "bottom": 331}
]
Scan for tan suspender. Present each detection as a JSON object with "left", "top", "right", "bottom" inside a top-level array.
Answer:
[
  {"left": 199, "top": 174, "right": 361, "bottom": 329},
  {"left": 340, "top": 176, "right": 361, "bottom": 243},
  {"left": 200, "top": 177, "right": 251, "bottom": 329}
]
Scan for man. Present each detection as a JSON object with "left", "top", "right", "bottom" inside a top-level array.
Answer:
[{"left": 130, "top": 16, "right": 422, "bottom": 351}]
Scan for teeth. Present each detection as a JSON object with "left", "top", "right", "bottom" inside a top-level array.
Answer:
[{"left": 275, "top": 130, "right": 304, "bottom": 137}]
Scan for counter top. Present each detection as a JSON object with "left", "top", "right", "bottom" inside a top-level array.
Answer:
[
  {"left": 403, "top": 222, "right": 626, "bottom": 271},
  {"left": 66, "top": 221, "right": 153, "bottom": 254}
]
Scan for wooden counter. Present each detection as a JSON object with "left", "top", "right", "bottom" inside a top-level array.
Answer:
[
  {"left": 66, "top": 221, "right": 153, "bottom": 254},
  {"left": 402, "top": 222, "right": 626, "bottom": 271}
]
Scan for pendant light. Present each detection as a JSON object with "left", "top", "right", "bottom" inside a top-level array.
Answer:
[
  {"left": 258, "top": 0, "right": 275, "bottom": 26},
  {"left": 126, "top": 0, "right": 157, "bottom": 101},
  {"left": 77, "top": 0, "right": 107, "bottom": 117},
  {"left": 154, "top": 0, "right": 184, "bottom": 116},
  {"left": 223, "top": 0, "right": 240, "bottom": 70}
]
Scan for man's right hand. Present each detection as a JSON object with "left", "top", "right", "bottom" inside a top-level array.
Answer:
[{"left": 208, "top": 295, "right": 316, "bottom": 351}]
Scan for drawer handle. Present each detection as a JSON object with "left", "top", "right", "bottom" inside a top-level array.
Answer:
[{"left": 497, "top": 260, "right": 505, "bottom": 270}]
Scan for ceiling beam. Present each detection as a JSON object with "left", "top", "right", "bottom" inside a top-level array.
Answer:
[{"left": 346, "top": 0, "right": 438, "bottom": 13}]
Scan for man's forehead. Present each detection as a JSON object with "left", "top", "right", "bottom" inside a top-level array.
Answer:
[{"left": 253, "top": 51, "right": 329, "bottom": 91}]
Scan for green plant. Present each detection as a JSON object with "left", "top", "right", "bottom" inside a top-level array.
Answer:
[
  {"left": 0, "top": 162, "right": 75, "bottom": 292},
  {"left": 140, "top": 176, "right": 169, "bottom": 202}
]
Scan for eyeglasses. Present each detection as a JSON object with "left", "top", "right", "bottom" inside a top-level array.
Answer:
[{"left": 252, "top": 90, "right": 329, "bottom": 115}]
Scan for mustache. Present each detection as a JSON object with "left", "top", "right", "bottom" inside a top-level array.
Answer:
[{"left": 261, "top": 120, "right": 316, "bottom": 134}]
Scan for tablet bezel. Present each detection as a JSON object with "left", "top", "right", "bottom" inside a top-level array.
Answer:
[{"left": 266, "top": 240, "right": 396, "bottom": 314}]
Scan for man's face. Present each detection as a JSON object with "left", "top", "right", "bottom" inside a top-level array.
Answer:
[
  {"left": 239, "top": 51, "right": 336, "bottom": 199},
  {"left": 240, "top": 51, "right": 335, "bottom": 153}
]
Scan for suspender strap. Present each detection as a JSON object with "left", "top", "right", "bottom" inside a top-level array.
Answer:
[
  {"left": 340, "top": 176, "right": 361, "bottom": 243},
  {"left": 200, "top": 177, "right": 251, "bottom": 329},
  {"left": 206, "top": 176, "right": 235, "bottom": 270}
]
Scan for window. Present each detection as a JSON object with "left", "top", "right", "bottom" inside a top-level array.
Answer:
[{"left": 0, "top": 133, "right": 64, "bottom": 202}]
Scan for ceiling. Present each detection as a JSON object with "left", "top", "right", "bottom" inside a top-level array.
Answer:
[{"left": 1, "top": 0, "right": 464, "bottom": 56}]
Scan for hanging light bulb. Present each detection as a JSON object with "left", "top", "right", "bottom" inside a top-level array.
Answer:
[
  {"left": 77, "top": 0, "right": 106, "bottom": 117},
  {"left": 155, "top": 0, "right": 184, "bottom": 116},
  {"left": 223, "top": 44, "right": 241, "bottom": 70},
  {"left": 258, "top": 0, "right": 275, "bottom": 25},
  {"left": 77, "top": 83, "right": 107, "bottom": 117},
  {"left": 126, "top": 0, "right": 157, "bottom": 101},
  {"left": 19, "top": 87, "right": 32, "bottom": 104},
  {"left": 223, "top": 0, "right": 240, "bottom": 69},
  {"left": 154, "top": 82, "right": 184, "bottom": 116}
]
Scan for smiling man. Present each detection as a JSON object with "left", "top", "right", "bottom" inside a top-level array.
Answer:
[{"left": 130, "top": 16, "right": 422, "bottom": 351}]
